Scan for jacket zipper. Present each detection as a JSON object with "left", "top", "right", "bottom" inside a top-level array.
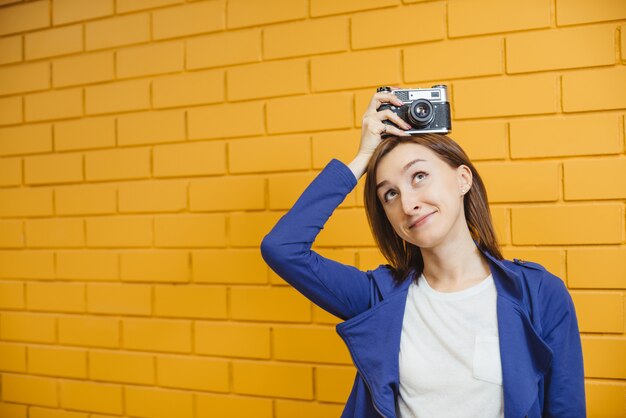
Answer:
[{"left": 358, "top": 369, "right": 390, "bottom": 418}]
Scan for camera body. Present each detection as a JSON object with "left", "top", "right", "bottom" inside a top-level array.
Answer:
[{"left": 377, "top": 85, "right": 451, "bottom": 136}]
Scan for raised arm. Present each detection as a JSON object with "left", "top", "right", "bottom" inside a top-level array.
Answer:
[{"left": 260, "top": 89, "right": 411, "bottom": 321}]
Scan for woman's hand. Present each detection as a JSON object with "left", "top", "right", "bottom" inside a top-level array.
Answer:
[{"left": 357, "top": 89, "right": 412, "bottom": 156}]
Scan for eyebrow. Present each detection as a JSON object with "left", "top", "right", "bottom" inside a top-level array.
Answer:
[{"left": 376, "top": 159, "right": 427, "bottom": 190}]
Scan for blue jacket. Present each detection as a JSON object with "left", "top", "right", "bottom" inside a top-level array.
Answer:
[{"left": 260, "top": 158, "right": 586, "bottom": 418}]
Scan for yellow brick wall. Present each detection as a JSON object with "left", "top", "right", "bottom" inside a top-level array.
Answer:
[{"left": 0, "top": 0, "right": 624, "bottom": 416}]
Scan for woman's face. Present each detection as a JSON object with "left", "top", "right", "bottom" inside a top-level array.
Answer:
[{"left": 375, "top": 142, "right": 472, "bottom": 249}]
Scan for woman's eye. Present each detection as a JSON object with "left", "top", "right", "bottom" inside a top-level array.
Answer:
[{"left": 383, "top": 171, "right": 427, "bottom": 202}]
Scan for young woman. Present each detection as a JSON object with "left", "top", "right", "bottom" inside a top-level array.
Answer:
[{"left": 260, "top": 90, "right": 586, "bottom": 418}]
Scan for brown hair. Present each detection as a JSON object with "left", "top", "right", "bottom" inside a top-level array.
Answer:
[{"left": 363, "top": 133, "right": 503, "bottom": 285}]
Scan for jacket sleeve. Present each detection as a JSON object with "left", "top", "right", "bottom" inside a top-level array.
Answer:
[
  {"left": 540, "top": 274, "right": 587, "bottom": 417},
  {"left": 260, "top": 158, "right": 374, "bottom": 321}
]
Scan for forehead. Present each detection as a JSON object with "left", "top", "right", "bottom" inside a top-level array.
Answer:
[{"left": 376, "top": 143, "right": 440, "bottom": 178}]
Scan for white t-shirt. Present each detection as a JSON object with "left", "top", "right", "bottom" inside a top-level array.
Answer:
[{"left": 396, "top": 271, "right": 504, "bottom": 418}]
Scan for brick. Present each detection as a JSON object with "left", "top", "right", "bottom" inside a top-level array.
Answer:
[
  {"left": 567, "top": 248, "right": 626, "bottom": 289},
  {"left": 586, "top": 382, "right": 626, "bottom": 417},
  {"left": 275, "top": 400, "right": 344, "bottom": 417},
  {"left": 0, "top": 96, "right": 21, "bottom": 126},
  {"left": 352, "top": 3, "right": 444, "bottom": 49},
  {"left": 454, "top": 74, "right": 557, "bottom": 119},
  {"left": 28, "top": 346, "right": 87, "bottom": 378},
  {"left": 153, "top": 69, "right": 224, "bottom": 108},
  {"left": 264, "top": 16, "right": 348, "bottom": 60},
  {"left": 90, "top": 350, "right": 153, "bottom": 384},
  {"left": 312, "top": 129, "right": 362, "bottom": 170},
  {"left": 227, "top": 59, "right": 308, "bottom": 101},
  {"left": 196, "top": 393, "right": 273, "bottom": 418},
  {"left": 0, "top": 157, "right": 21, "bottom": 187},
  {"left": 86, "top": 216, "right": 152, "bottom": 248},
  {"left": 59, "top": 315, "right": 119, "bottom": 348},
  {"left": 310, "top": 0, "right": 398, "bottom": 17},
  {"left": 510, "top": 114, "right": 621, "bottom": 159},
  {"left": 0, "top": 219, "right": 23, "bottom": 247},
  {"left": 155, "top": 141, "right": 226, "bottom": 178},
  {"left": 0, "top": 1, "right": 49, "bottom": 36},
  {"left": 562, "top": 66, "right": 626, "bottom": 112},
  {"left": 25, "top": 218, "right": 84, "bottom": 248},
  {"left": 0, "top": 251, "right": 54, "bottom": 279},
  {"left": 0, "top": 312, "right": 55, "bottom": 343},
  {"left": 53, "top": 0, "right": 113, "bottom": 25},
  {"left": 59, "top": 380, "right": 122, "bottom": 415},
  {"left": 55, "top": 116, "right": 115, "bottom": 152},
  {"left": 490, "top": 207, "right": 509, "bottom": 246},
  {"left": 448, "top": 121, "right": 507, "bottom": 161},
  {"left": 449, "top": 0, "right": 550, "bottom": 37},
  {"left": 581, "top": 337, "right": 626, "bottom": 379},
  {"left": 87, "top": 283, "right": 151, "bottom": 315},
  {"left": 118, "top": 109, "right": 185, "bottom": 146},
  {"left": 117, "top": 41, "right": 184, "bottom": 78},
  {"left": 572, "top": 292, "right": 623, "bottom": 333},
  {"left": 186, "top": 28, "right": 261, "bottom": 69},
  {"left": 405, "top": 36, "right": 502, "bottom": 82},
  {"left": 311, "top": 49, "right": 400, "bottom": 92},
  {"left": 564, "top": 158, "right": 626, "bottom": 200},
  {"left": 27, "top": 281, "right": 85, "bottom": 315},
  {"left": 117, "top": 0, "right": 182, "bottom": 13},
  {"left": 274, "top": 326, "right": 351, "bottom": 364},
  {"left": 622, "top": 24, "right": 626, "bottom": 60},
  {"left": 229, "top": 211, "right": 284, "bottom": 247},
  {"left": 316, "top": 208, "right": 374, "bottom": 246},
  {"left": 267, "top": 171, "right": 317, "bottom": 210},
  {"left": 0, "top": 340, "right": 26, "bottom": 370},
  {"left": 54, "top": 183, "right": 117, "bottom": 215},
  {"left": 193, "top": 249, "right": 268, "bottom": 284},
  {"left": 2, "top": 374, "right": 56, "bottom": 407},
  {"left": 154, "top": 284, "right": 227, "bottom": 318},
  {"left": 118, "top": 180, "right": 188, "bottom": 213},
  {"left": 85, "top": 79, "right": 151, "bottom": 115},
  {"left": 24, "top": 154, "right": 83, "bottom": 185},
  {"left": 511, "top": 204, "right": 622, "bottom": 245},
  {"left": 195, "top": 321, "right": 270, "bottom": 358},
  {"left": 232, "top": 360, "right": 313, "bottom": 399},
  {"left": 25, "top": 25, "right": 82, "bottom": 60},
  {"left": 0, "top": 403, "right": 26, "bottom": 417},
  {"left": 475, "top": 161, "right": 559, "bottom": 203},
  {"left": 154, "top": 215, "right": 228, "bottom": 248},
  {"left": 229, "top": 135, "right": 310, "bottom": 173},
  {"left": 0, "top": 62, "right": 49, "bottom": 96},
  {"left": 506, "top": 25, "right": 615, "bottom": 74},
  {"left": 0, "top": 280, "right": 26, "bottom": 310},
  {"left": 85, "top": 147, "right": 151, "bottom": 181},
  {"left": 126, "top": 387, "right": 193, "bottom": 418},
  {"left": 153, "top": 0, "right": 224, "bottom": 39},
  {"left": 122, "top": 317, "right": 191, "bottom": 352},
  {"left": 267, "top": 92, "right": 353, "bottom": 134},
  {"left": 227, "top": 0, "right": 306, "bottom": 28},
  {"left": 56, "top": 250, "right": 118, "bottom": 280},
  {"left": 188, "top": 101, "right": 264, "bottom": 140},
  {"left": 157, "top": 355, "right": 229, "bottom": 392},
  {"left": 316, "top": 366, "right": 355, "bottom": 402},
  {"left": 230, "top": 286, "right": 311, "bottom": 322},
  {"left": 25, "top": 89, "right": 83, "bottom": 122},
  {"left": 0, "top": 35, "right": 21, "bottom": 64},
  {"left": 121, "top": 251, "right": 190, "bottom": 283},
  {"left": 189, "top": 174, "right": 264, "bottom": 211},
  {"left": 53, "top": 51, "right": 114, "bottom": 87},
  {"left": 556, "top": 0, "right": 626, "bottom": 25},
  {"left": 0, "top": 188, "right": 53, "bottom": 218},
  {"left": 85, "top": 13, "right": 150, "bottom": 51}
]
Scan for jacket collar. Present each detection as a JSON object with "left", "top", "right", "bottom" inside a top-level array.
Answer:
[{"left": 336, "top": 240, "right": 553, "bottom": 418}]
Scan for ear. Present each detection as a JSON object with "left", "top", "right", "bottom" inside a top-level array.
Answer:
[{"left": 456, "top": 165, "right": 472, "bottom": 191}]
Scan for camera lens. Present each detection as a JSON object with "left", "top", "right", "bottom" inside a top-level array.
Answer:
[{"left": 408, "top": 99, "right": 434, "bottom": 127}]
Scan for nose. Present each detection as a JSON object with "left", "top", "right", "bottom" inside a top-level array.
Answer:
[{"left": 400, "top": 189, "right": 420, "bottom": 215}]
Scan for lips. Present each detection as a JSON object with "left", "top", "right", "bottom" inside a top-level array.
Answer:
[{"left": 409, "top": 211, "right": 435, "bottom": 229}]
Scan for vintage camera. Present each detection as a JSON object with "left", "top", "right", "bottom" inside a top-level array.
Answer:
[{"left": 377, "top": 85, "right": 451, "bottom": 136}]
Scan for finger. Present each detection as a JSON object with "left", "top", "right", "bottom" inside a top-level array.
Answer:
[
  {"left": 377, "top": 109, "right": 412, "bottom": 130},
  {"left": 384, "top": 124, "right": 412, "bottom": 137},
  {"left": 366, "top": 92, "right": 404, "bottom": 113}
]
